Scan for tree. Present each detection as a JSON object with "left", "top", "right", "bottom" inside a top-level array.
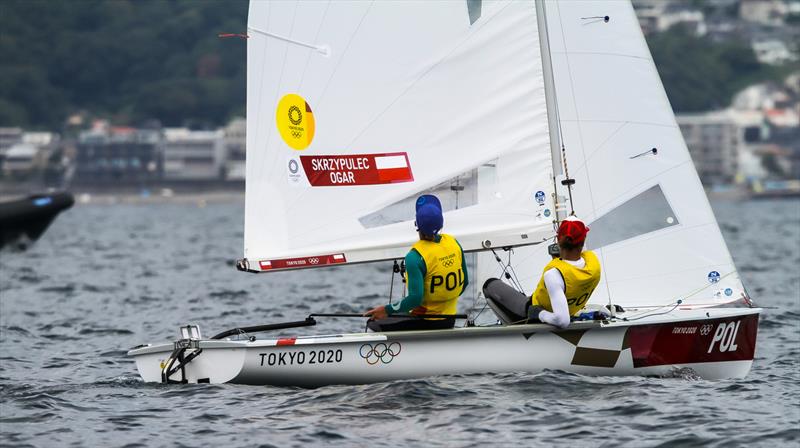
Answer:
[{"left": 0, "top": 0, "right": 247, "bottom": 129}]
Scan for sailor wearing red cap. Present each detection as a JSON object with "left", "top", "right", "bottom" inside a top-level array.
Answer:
[
  {"left": 528, "top": 216, "right": 601, "bottom": 327},
  {"left": 364, "top": 194, "right": 468, "bottom": 332}
]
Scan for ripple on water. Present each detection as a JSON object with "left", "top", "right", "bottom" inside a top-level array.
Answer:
[{"left": 0, "top": 199, "right": 797, "bottom": 447}]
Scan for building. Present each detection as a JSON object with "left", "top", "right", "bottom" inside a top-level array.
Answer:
[
  {"left": 634, "top": 0, "right": 706, "bottom": 35},
  {"left": 1, "top": 131, "right": 60, "bottom": 180},
  {"left": 22, "top": 131, "right": 60, "bottom": 160},
  {"left": 752, "top": 39, "right": 797, "bottom": 65},
  {"left": 739, "top": 0, "right": 789, "bottom": 27},
  {"left": 677, "top": 110, "right": 765, "bottom": 185},
  {"left": 0, "top": 127, "right": 23, "bottom": 170},
  {"left": 2, "top": 143, "right": 41, "bottom": 178},
  {"left": 75, "top": 122, "right": 161, "bottom": 185},
  {"left": 223, "top": 118, "right": 246, "bottom": 181},
  {"left": 0, "top": 127, "right": 23, "bottom": 152},
  {"left": 162, "top": 128, "right": 225, "bottom": 181}
]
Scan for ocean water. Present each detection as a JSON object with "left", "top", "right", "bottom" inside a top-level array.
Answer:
[{"left": 1, "top": 197, "right": 798, "bottom": 447}]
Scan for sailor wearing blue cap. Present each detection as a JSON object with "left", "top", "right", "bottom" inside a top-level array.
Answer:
[{"left": 364, "top": 194, "right": 469, "bottom": 331}]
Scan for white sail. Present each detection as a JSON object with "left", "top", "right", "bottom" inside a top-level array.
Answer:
[
  {"left": 244, "top": 1, "right": 556, "bottom": 271},
  {"left": 478, "top": 0, "right": 747, "bottom": 309}
]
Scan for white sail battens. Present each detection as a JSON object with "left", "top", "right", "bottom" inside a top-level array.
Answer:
[
  {"left": 244, "top": 0, "right": 555, "bottom": 271},
  {"left": 248, "top": 25, "right": 330, "bottom": 55},
  {"left": 477, "top": 0, "right": 747, "bottom": 309}
]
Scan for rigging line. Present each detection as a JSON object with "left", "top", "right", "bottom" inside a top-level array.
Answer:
[
  {"left": 675, "top": 269, "right": 739, "bottom": 301},
  {"left": 473, "top": 297, "right": 490, "bottom": 322},
  {"left": 599, "top": 250, "right": 614, "bottom": 315},
  {"left": 467, "top": 291, "right": 491, "bottom": 323},
  {"left": 610, "top": 270, "right": 739, "bottom": 316},
  {"left": 490, "top": 248, "right": 524, "bottom": 292},
  {"left": 342, "top": 0, "right": 515, "bottom": 150},
  {"left": 618, "top": 301, "right": 681, "bottom": 322},
  {"left": 248, "top": 25, "right": 329, "bottom": 54},
  {"left": 505, "top": 249, "right": 526, "bottom": 293}
]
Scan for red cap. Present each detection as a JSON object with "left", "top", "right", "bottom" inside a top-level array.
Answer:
[{"left": 557, "top": 217, "right": 589, "bottom": 246}]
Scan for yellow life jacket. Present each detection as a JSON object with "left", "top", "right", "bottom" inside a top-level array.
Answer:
[
  {"left": 531, "top": 251, "right": 601, "bottom": 316},
  {"left": 407, "top": 234, "right": 464, "bottom": 316}
]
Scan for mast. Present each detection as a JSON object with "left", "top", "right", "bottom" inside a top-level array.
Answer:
[{"left": 535, "top": 0, "right": 567, "bottom": 225}]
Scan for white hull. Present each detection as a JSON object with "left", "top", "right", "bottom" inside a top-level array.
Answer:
[{"left": 129, "top": 307, "right": 760, "bottom": 386}]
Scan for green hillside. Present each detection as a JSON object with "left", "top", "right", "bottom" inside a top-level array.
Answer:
[
  {"left": 0, "top": 0, "right": 248, "bottom": 129},
  {"left": 0, "top": 2, "right": 793, "bottom": 129}
]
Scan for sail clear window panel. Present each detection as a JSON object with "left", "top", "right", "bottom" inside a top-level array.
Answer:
[
  {"left": 585, "top": 184, "right": 679, "bottom": 250},
  {"left": 467, "top": 0, "right": 482, "bottom": 25},
  {"left": 359, "top": 167, "right": 480, "bottom": 229}
]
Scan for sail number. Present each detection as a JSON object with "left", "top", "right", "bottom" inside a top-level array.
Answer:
[
  {"left": 259, "top": 349, "right": 343, "bottom": 367},
  {"left": 707, "top": 321, "right": 740, "bottom": 354}
]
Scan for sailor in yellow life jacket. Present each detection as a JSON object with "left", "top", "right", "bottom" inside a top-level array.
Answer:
[
  {"left": 483, "top": 216, "right": 600, "bottom": 328},
  {"left": 364, "top": 194, "right": 468, "bottom": 332}
]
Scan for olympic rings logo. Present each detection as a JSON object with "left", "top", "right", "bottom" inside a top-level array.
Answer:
[
  {"left": 291, "top": 130, "right": 302, "bottom": 139},
  {"left": 359, "top": 342, "right": 401, "bottom": 365},
  {"left": 308, "top": 257, "right": 319, "bottom": 264},
  {"left": 700, "top": 324, "right": 713, "bottom": 336},
  {"left": 442, "top": 259, "right": 454, "bottom": 267}
]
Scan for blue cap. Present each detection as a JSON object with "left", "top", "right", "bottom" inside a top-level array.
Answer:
[
  {"left": 415, "top": 194, "right": 442, "bottom": 213},
  {"left": 415, "top": 195, "right": 443, "bottom": 235}
]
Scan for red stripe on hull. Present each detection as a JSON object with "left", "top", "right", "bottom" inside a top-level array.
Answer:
[
  {"left": 276, "top": 338, "right": 297, "bottom": 346},
  {"left": 628, "top": 313, "right": 759, "bottom": 368}
]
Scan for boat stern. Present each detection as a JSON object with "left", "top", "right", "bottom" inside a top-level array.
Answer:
[
  {"left": 128, "top": 326, "right": 249, "bottom": 384},
  {"left": 623, "top": 308, "right": 760, "bottom": 379}
]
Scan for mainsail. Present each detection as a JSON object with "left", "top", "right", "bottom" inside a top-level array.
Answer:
[
  {"left": 244, "top": 1, "right": 556, "bottom": 271},
  {"left": 477, "top": 0, "right": 748, "bottom": 309}
]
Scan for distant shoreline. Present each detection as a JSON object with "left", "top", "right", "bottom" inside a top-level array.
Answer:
[
  {"left": 70, "top": 190, "right": 244, "bottom": 205},
  {"left": 0, "top": 180, "right": 246, "bottom": 204},
  {"left": 0, "top": 187, "right": 244, "bottom": 205},
  {"left": 2, "top": 185, "right": 796, "bottom": 206}
]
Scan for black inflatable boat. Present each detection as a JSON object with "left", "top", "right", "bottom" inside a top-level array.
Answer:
[{"left": 0, "top": 192, "right": 74, "bottom": 249}]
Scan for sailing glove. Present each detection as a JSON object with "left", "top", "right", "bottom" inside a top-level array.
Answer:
[{"left": 527, "top": 305, "right": 543, "bottom": 323}]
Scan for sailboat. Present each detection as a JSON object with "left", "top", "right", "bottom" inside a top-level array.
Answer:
[{"left": 128, "top": 0, "right": 760, "bottom": 386}]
